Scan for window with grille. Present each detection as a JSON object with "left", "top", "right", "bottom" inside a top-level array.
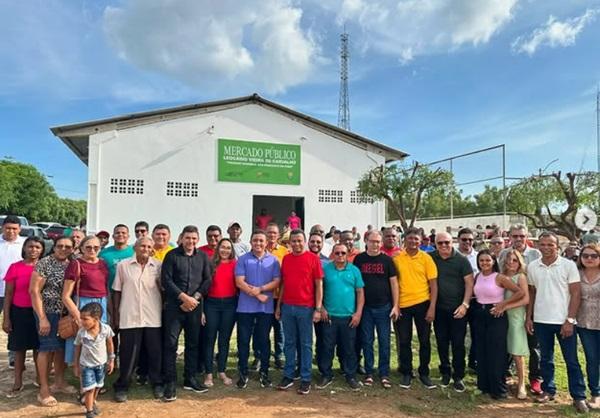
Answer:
[
  {"left": 350, "top": 190, "right": 374, "bottom": 204},
  {"left": 166, "top": 181, "right": 199, "bottom": 198},
  {"left": 318, "top": 189, "right": 343, "bottom": 203},
  {"left": 109, "top": 178, "right": 144, "bottom": 195}
]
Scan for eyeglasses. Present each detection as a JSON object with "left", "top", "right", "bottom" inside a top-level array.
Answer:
[
  {"left": 55, "top": 244, "right": 73, "bottom": 250},
  {"left": 582, "top": 253, "right": 599, "bottom": 259},
  {"left": 436, "top": 241, "right": 451, "bottom": 245},
  {"left": 334, "top": 251, "right": 347, "bottom": 256},
  {"left": 207, "top": 234, "right": 220, "bottom": 239},
  {"left": 84, "top": 246, "right": 101, "bottom": 251},
  {"left": 460, "top": 238, "right": 473, "bottom": 242}
]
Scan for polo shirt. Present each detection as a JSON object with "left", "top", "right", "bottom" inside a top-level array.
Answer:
[
  {"left": 267, "top": 243, "right": 289, "bottom": 265},
  {"left": 329, "top": 247, "right": 360, "bottom": 263},
  {"left": 235, "top": 251, "right": 280, "bottom": 313},
  {"left": 154, "top": 245, "right": 175, "bottom": 262},
  {"left": 112, "top": 256, "right": 162, "bottom": 329},
  {"left": 323, "top": 262, "right": 364, "bottom": 317},
  {"left": 99, "top": 245, "right": 135, "bottom": 289},
  {"left": 393, "top": 250, "right": 438, "bottom": 308},
  {"left": 74, "top": 323, "right": 115, "bottom": 368},
  {"left": 430, "top": 249, "right": 473, "bottom": 312},
  {"left": 0, "top": 235, "right": 25, "bottom": 296},
  {"left": 281, "top": 251, "right": 324, "bottom": 308},
  {"left": 527, "top": 256, "right": 579, "bottom": 325}
]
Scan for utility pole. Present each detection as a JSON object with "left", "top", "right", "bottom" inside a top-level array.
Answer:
[{"left": 338, "top": 30, "right": 350, "bottom": 131}]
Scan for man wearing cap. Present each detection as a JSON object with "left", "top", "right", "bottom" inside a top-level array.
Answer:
[
  {"left": 199, "top": 225, "right": 222, "bottom": 259},
  {"left": 96, "top": 231, "right": 110, "bottom": 250},
  {"left": 228, "top": 222, "right": 250, "bottom": 259}
]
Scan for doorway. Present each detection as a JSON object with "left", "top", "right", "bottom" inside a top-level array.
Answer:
[{"left": 252, "top": 195, "right": 305, "bottom": 231}]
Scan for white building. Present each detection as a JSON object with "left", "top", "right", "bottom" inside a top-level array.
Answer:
[{"left": 51, "top": 94, "right": 407, "bottom": 237}]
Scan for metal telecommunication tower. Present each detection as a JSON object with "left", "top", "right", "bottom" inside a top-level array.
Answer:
[{"left": 337, "top": 30, "right": 350, "bottom": 131}]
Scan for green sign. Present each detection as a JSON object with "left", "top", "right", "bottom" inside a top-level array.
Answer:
[{"left": 218, "top": 138, "right": 301, "bottom": 185}]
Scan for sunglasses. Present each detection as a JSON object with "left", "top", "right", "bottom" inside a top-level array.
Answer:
[
  {"left": 334, "top": 251, "right": 347, "bottom": 256},
  {"left": 582, "top": 253, "right": 599, "bottom": 259},
  {"left": 460, "top": 238, "right": 473, "bottom": 242},
  {"left": 436, "top": 241, "right": 451, "bottom": 245},
  {"left": 55, "top": 244, "right": 73, "bottom": 250},
  {"left": 135, "top": 229, "right": 147, "bottom": 234},
  {"left": 84, "top": 246, "right": 101, "bottom": 251}
]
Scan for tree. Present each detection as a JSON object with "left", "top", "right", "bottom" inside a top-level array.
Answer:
[
  {"left": 507, "top": 171, "right": 600, "bottom": 240},
  {"left": 358, "top": 161, "right": 454, "bottom": 230}
]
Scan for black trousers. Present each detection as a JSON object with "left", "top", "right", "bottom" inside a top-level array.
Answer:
[
  {"left": 467, "top": 302, "right": 477, "bottom": 369},
  {"left": 319, "top": 316, "right": 358, "bottom": 379},
  {"left": 434, "top": 308, "right": 467, "bottom": 380},
  {"left": 527, "top": 332, "right": 541, "bottom": 381},
  {"left": 114, "top": 327, "right": 162, "bottom": 392},
  {"left": 473, "top": 304, "right": 508, "bottom": 396},
  {"left": 394, "top": 300, "right": 431, "bottom": 377},
  {"left": 162, "top": 305, "right": 201, "bottom": 383}
]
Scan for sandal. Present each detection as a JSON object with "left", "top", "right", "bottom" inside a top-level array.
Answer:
[
  {"left": 381, "top": 377, "right": 392, "bottom": 389},
  {"left": 219, "top": 373, "right": 233, "bottom": 386},
  {"left": 37, "top": 393, "right": 58, "bottom": 407},
  {"left": 7, "top": 385, "right": 24, "bottom": 398},
  {"left": 50, "top": 384, "right": 77, "bottom": 394},
  {"left": 363, "top": 376, "right": 374, "bottom": 387},
  {"left": 204, "top": 376, "right": 214, "bottom": 387}
]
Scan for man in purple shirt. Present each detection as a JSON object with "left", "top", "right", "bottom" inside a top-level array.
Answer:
[{"left": 235, "top": 230, "right": 281, "bottom": 389}]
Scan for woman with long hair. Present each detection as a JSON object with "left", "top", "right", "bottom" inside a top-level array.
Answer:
[
  {"left": 576, "top": 243, "right": 600, "bottom": 410},
  {"left": 501, "top": 249, "right": 530, "bottom": 399},
  {"left": 203, "top": 238, "right": 237, "bottom": 387},
  {"left": 2, "top": 236, "right": 45, "bottom": 397}
]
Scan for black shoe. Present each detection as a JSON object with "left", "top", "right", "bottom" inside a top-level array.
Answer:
[
  {"left": 8, "top": 358, "right": 15, "bottom": 370},
  {"left": 114, "top": 391, "right": 127, "bottom": 403},
  {"left": 136, "top": 374, "right": 147, "bottom": 386},
  {"left": 183, "top": 377, "right": 209, "bottom": 393},
  {"left": 419, "top": 375, "right": 436, "bottom": 389},
  {"left": 153, "top": 385, "right": 165, "bottom": 399},
  {"left": 316, "top": 376, "right": 333, "bottom": 389},
  {"left": 399, "top": 374, "right": 412, "bottom": 389},
  {"left": 453, "top": 380, "right": 466, "bottom": 393},
  {"left": 274, "top": 358, "right": 284, "bottom": 370},
  {"left": 356, "top": 365, "right": 367, "bottom": 375},
  {"left": 297, "top": 381, "right": 311, "bottom": 395},
  {"left": 259, "top": 373, "right": 272, "bottom": 388},
  {"left": 237, "top": 375, "right": 249, "bottom": 389},
  {"left": 346, "top": 377, "right": 362, "bottom": 391},
  {"left": 85, "top": 411, "right": 94, "bottom": 418},
  {"left": 251, "top": 358, "right": 261, "bottom": 372},
  {"left": 278, "top": 377, "right": 294, "bottom": 390},
  {"left": 440, "top": 375, "right": 451, "bottom": 388},
  {"left": 163, "top": 382, "right": 177, "bottom": 402},
  {"left": 293, "top": 368, "right": 301, "bottom": 381},
  {"left": 490, "top": 392, "right": 508, "bottom": 400}
]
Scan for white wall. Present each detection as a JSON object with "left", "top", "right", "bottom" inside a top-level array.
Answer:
[{"left": 87, "top": 104, "right": 386, "bottom": 242}]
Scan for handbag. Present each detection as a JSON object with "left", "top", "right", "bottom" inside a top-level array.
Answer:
[{"left": 58, "top": 260, "right": 81, "bottom": 339}]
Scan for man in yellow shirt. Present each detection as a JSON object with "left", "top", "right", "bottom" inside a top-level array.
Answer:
[
  {"left": 393, "top": 227, "right": 438, "bottom": 390},
  {"left": 152, "top": 224, "right": 175, "bottom": 262}
]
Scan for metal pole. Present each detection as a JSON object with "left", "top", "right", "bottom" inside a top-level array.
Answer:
[
  {"left": 502, "top": 144, "right": 507, "bottom": 230},
  {"left": 450, "top": 159, "right": 454, "bottom": 219}
]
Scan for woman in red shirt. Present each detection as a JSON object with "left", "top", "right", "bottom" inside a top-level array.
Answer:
[
  {"left": 2, "top": 236, "right": 45, "bottom": 397},
  {"left": 203, "top": 238, "right": 237, "bottom": 387}
]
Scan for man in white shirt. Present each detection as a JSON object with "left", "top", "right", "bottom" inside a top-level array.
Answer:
[
  {"left": 526, "top": 231, "right": 587, "bottom": 413},
  {"left": 228, "top": 221, "right": 250, "bottom": 259}
]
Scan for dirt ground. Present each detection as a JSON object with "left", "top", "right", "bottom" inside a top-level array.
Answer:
[{"left": 0, "top": 331, "right": 598, "bottom": 418}]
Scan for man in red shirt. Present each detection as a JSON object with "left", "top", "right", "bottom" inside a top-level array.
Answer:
[
  {"left": 255, "top": 208, "right": 273, "bottom": 231},
  {"left": 276, "top": 229, "right": 323, "bottom": 395},
  {"left": 287, "top": 211, "right": 302, "bottom": 230},
  {"left": 198, "top": 225, "right": 221, "bottom": 258},
  {"left": 381, "top": 227, "right": 401, "bottom": 257}
]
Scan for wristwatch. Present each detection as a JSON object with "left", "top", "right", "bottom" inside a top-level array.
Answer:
[
  {"left": 315, "top": 307, "right": 323, "bottom": 312},
  {"left": 461, "top": 302, "right": 470, "bottom": 309},
  {"left": 566, "top": 317, "right": 577, "bottom": 325}
]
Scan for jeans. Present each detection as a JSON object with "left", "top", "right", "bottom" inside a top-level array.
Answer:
[
  {"left": 237, "top": 312, "right": 272, "bottom": 376},
  {"left": 360, "top": 304, "right": 391, "bottom": 377},
  {"left": 434, "top": 308, "right": 467, "bottom": 381},
  {"left": 114, "top": 327, "right": 162, "bottom": 392},
  {"left": 281, "top": 304, "right": 314, "bottom": 382},
  {"left": 81, "top": 364, "right": 106, "bottom": 392},
  {"left": 577, "top": 327, "right": 600, "bottom": 397},
  {"left": 319, "top": 316, "right": 357, "bottom": 379},
  {"left": 534, "top": 322, "right": 586, "bottom": 400},
  {"left": 473, "top": 304, "right": 508, "bottom": 396},
  {"left": 204, "top": 297, "right": 236, "bottom": 373},
  {"left": 394, "top": 300, "right": 431, "bottom": 377},
  {"left": 162, "top": 304, "right": 201, "bottom": 383}
]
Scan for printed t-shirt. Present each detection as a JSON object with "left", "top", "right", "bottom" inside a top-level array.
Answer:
[
  {"left": 393, "top": 250, "right": 438, "bottom": 308},
  {"left": 323, "top": 262, "right": 364, "bottom": 317},
  {"left": 280, "top": 251, "right": 324, "bottom": 308},
  {"left": 353, "top": 252, "right": 396, "bottom": 308}
]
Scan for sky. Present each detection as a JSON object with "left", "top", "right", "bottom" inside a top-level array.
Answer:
[{"left": 1, "top": 0, "right": 599, "bottom": 200}]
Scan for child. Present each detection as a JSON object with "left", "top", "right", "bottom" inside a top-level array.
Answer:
[{"left": 73, "top": 302, "right": 115, "bottom": 418}]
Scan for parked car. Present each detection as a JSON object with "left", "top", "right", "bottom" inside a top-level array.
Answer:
[
  {"left": 0, "top": 215, "right": 30, "bottom": 226},
  {"left": 45, "top": 225, "right": 69, "bottom": 241},
  {"left": 32, "top": 222, "right": 61, "bottom": 230},
  {"left": 19, "top": 226, "right": 54, "bottom": 256}
]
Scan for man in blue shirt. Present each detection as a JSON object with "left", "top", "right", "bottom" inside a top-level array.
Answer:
[
  {"left": 235, "top": 230, "right": 281, "bottom": 389},
  {"left": 316, "top": 243, "right": 364, "bottom": 391}
]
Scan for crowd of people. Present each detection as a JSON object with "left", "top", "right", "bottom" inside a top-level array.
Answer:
[{"left": 0, "top": 214, "right": 599, "bottom": 416}]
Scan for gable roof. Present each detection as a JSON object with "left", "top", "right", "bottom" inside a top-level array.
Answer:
[{"left": 50, "top": 93, "right": 408, "bottom": 165}]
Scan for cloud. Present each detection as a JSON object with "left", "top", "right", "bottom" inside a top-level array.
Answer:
[
  {"left": 512, "top": 8, "right": 599, "bottom": 55},
  {"left": 327, "top": 0, "right": 518, "bottom": 63},
  {"left": 103, "top": 0, "right": 320, "bottom": 94}
]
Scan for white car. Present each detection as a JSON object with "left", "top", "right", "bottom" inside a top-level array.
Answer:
[{"left": 32, "top": 222, "right": 61, "bottom": 230}]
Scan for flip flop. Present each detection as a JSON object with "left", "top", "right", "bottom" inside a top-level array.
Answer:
[
  {"left": 37, "top": 393, "right": 58, "bottom": 407},
  {"left": 50, "top": 384, "right": 77, "bottom": 394},
  {"left": 381, "top": 377, "right": 392, "bottom": 389},
  {"left": 6, "top": 385, "right": 24, "bottom": 398}
]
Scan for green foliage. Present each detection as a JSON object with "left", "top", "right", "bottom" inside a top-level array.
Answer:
[
  {"left": 0, "top": 159, "right": 86, "bottom": 226},
  {"left": 358, "top": 161, "right": 454, "bottom": 230}
]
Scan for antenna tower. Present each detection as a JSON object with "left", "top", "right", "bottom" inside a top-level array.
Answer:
[{"left": 337, "top": 30, "right": 350, "bottom": 131}]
